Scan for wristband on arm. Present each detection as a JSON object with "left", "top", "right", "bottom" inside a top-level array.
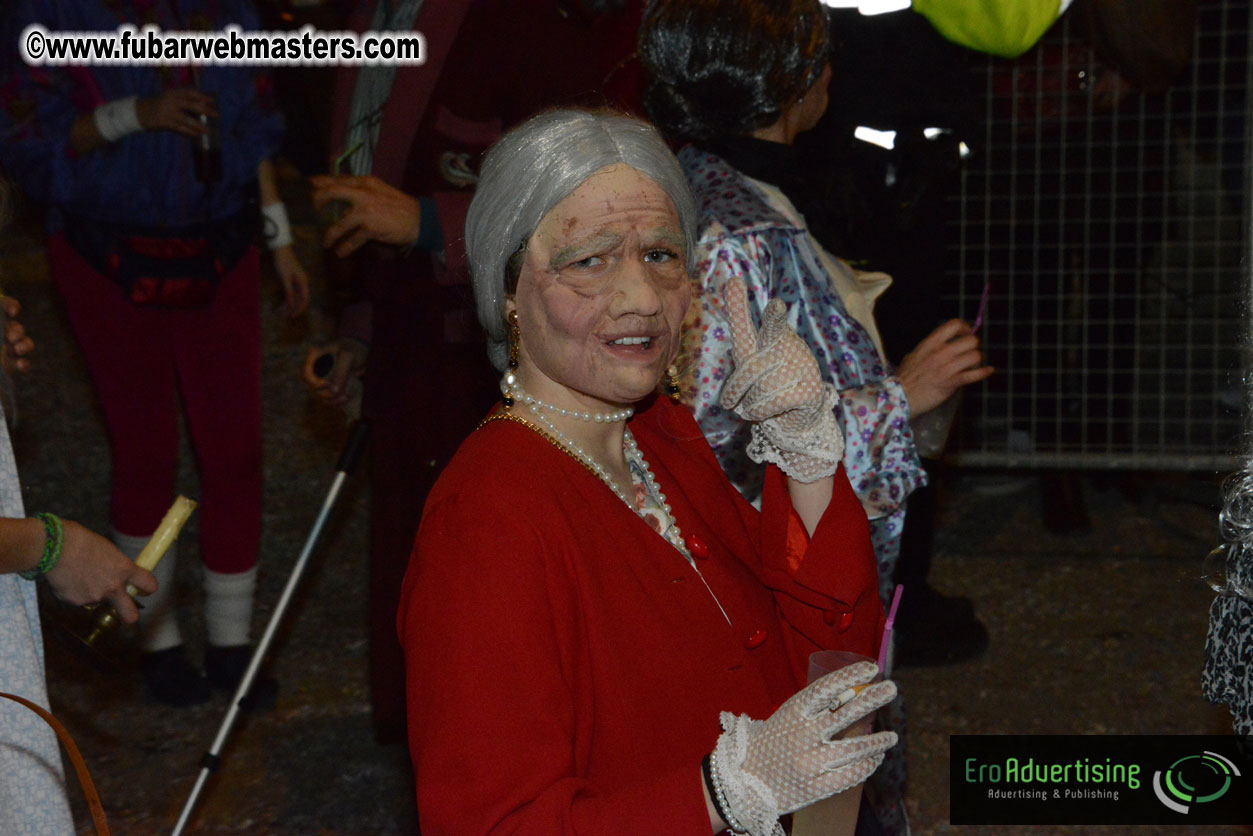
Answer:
[
  {"left": 18, "top": 512, "right": 65, "bottom": 580},
  {"left": 261, "top": 201, "right": 294, "bottom": 250},
  {"left": 93, "top": 96, "right": 143, "bottom": 143}
]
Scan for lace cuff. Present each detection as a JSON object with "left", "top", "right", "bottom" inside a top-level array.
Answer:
[
  {"left": 712, "top": 713, "right": 787, "bottom": 836},
  {"left": 745, "top": 384, "right": 843, "bottom": 483}
]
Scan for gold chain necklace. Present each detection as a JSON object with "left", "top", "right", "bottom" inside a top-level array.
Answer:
[
  {"left": 478, "top": 411, "right": 616, "bottom": 489},
  {"left": 479, "top": 409, "right": 731, "bottom": 626}
]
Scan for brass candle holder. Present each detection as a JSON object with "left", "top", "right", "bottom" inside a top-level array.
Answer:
[{"left": 66, "top": 496, "right": 198, "bottom": 657}]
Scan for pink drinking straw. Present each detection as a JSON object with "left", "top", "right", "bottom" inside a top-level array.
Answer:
[
  {"left": 878, "top": 584, "right": 904, "bottom": 674},
  {"left": 971, "top": 281, "right": 991, "bottom": 335}
]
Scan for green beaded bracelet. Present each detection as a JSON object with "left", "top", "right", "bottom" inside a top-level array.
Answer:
[{"left": 18, "top": 512, "right": 65, "bottom": 580}]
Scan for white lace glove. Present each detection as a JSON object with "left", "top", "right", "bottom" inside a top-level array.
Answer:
[
  {"left": 719, "top": 278, "right": 843, "bottom": 482},
  {"left": 709, "top": 661, "right": 898, "bottom": 836}
]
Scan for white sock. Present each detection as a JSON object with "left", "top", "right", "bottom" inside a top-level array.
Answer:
[
  {"left": 203, "top": 566, "right": 256, "bottom": 648},
  {"left": 114, "top": 529, "right": 182, "bottom": 653}
]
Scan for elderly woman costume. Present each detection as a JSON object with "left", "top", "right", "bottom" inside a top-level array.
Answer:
[{"left": 398, "top": 110, "right": 899, "bottom": 835}]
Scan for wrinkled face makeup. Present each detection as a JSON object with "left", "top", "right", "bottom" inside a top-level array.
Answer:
[{"left": 509, "top": 164, "right": 690, "bottom": 411}]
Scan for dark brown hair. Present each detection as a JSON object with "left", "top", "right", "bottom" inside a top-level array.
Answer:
[{"left": 640, "top": 0, "right": 830, "bottom": 143}]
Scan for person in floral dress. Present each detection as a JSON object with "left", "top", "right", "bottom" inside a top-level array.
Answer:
[{"left": 641, "top": 3, "right": 994, "bottom": 832}]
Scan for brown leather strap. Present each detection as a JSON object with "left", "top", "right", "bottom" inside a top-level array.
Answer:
[{"left": 0, "top": 691, "right": 110, "bottom": 836}]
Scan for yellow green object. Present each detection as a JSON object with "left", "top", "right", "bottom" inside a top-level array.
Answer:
[{"left": 912, "top": 0, "right": 1063, "bottom": 58}]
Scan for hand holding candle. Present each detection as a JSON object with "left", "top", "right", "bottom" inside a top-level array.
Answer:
[
  {"left": 75, "top": 495, "right": 196, "bottom": 642},
  {"left": 129, "top": 494, "right": 197, "bottom": 593}
]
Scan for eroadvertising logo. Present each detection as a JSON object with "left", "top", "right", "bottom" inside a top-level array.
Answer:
[
  {"left": 950, "top": 735, "right": 1253, "bottom": 825},
  {"left": 1151, "top": 750, "right": 1241, "bottom": 814}
]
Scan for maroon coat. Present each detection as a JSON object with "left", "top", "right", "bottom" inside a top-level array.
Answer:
[{"left": 400, "top": 396, "right": 884, "bottom": 834}]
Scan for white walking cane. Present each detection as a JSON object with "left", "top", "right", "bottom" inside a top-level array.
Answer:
[{"left": 170, "top": 420, "right": 369, "bottom": 836}]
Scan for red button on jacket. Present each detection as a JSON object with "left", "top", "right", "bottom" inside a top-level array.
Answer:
[
  {"left": 684, "top": 533, "right": 709, "bottom": 559},
  {"left": 823, "top": 608, "right": 855, "bottom": 632}
]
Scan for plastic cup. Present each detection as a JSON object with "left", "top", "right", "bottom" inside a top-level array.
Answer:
[{"left": 791, "top": 651, "right": 880, "bottom": 836}]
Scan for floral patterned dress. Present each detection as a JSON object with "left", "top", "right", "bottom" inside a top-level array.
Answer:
[
  {"left": 677, "top": 147, "right": 926, "bottom": 605},
  {"left": 0, "top": 408, "right": 74, "bottom": 836}
]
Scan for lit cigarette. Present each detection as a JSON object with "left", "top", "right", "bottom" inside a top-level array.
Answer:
[
  {"left": 128, "top": 495, "right": 197, "bottom": 594},
  {"left": 830, "top": 682, "right": 874, "bottom": 711}
]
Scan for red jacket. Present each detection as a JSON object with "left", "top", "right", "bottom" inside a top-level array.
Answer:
[{"left": 399, "top": 396, "right": 884, "bottom": 835}]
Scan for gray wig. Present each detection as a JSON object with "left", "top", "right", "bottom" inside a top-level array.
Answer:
[{"left": 466, "top": 109, "right": 699, "bottom": 371}]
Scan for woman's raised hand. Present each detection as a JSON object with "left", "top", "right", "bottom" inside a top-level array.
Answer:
[
  {"left": 719, "top": 277, "right": 842, "bottom": 482},
  {"left": 721, "top": 277, "right": 823, "bottom": 427},
  {"left": 710, "top": 661, "right": 899, "bottom": 836},
  {"left": 896, "top": 319, "right": 994, "bottom": 417}
]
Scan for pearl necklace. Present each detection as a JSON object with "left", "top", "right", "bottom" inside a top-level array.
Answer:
[
  {"left": 624, "top": 432, "right": 687, "bottom": 558},
  {"left": 502, "top": 381, "right": 634, "bottom": 424},
  {"left": 484, "top": 405, "right": 732, "bottom": 627},
  {"left": 622, "top": 432, "right": 731, "bottom": 625},
  {"left": 512, "top": 395, "right": 676, "bottom": 551},
  {"left": 523, "top": 403, "right": 634, "bottom": 507},
  {"left": 522, "top": 402, "right": 706, "bottom": 574}
]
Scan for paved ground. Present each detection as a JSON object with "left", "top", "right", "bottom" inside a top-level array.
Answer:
[{"left": 1, "top": 202, "right": 1248, "bottom": 835}]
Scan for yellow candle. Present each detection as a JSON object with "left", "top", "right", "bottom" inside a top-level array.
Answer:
[
  {"left": 132, "top": 495, "right": 197, "bottom": 579},
  {"left": 81, "top": 496, "right": 197, "bottom": 641}
]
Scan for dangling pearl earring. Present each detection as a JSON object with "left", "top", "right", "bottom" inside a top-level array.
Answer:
[
  {"left": 663, "top": 364, "right": 681, "bottom": 400},
  {"left": 501, "top": 310, "right": 520, "bottom": 409}
]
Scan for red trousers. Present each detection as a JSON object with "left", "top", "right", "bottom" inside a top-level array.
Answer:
[{"left": 49, "top": 233, "right": 262, "bottom": 574}]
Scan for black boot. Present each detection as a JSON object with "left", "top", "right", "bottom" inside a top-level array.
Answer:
[
  {"left": 140, "top": 646, "right": 211, "bottom": 707},
  {"left": 204, "top": 644, "right": 279, "bottom": 711}
]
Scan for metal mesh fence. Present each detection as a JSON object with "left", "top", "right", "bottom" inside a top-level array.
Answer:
[{"left": 946, "top": 0, "right": 1249, "bottom": 470}]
